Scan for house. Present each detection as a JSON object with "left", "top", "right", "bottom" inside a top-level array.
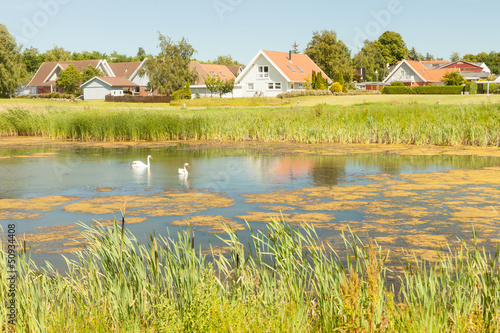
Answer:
[
  {"left": 80, "top": 77, "right": 138, "bottom": 100},
  {"left": 439, "top": 61, "right": 490, "bottom": 73},
  {"left": 421, "top": 60, "right": 450, "bottom": 69},
  {"left": 113, "top": 59, "right": 151, "bottom": 95},
  {"left": 26, "top": 60, "right": 114, "bottom": 94},
  {"left": 189, "top": 61, "right": 236, "bottom": 98},
  {"left": 234, "top": 50, "right": 332, "bottom": 97},
  {"left": 227, "top": 65, "right": 244, "bottom": 77},
  {"left": 383, "top": 60, "right": 449, "bottom": 86}
]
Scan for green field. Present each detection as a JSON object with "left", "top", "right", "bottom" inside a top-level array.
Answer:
[{"left": 1, "top": 95, "right": 500, "bottom": 146}]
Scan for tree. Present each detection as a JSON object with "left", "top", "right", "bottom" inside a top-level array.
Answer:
[
  {"left": 219, "top": 79, "right": 235, "bottom": 97},
  {"left": 56, "top": 65, "right": 81, "bottom": 94},
  {"left": 450, "top": 51, "right": 460, "bottom": 62},
  {"left": 424, "top": 52, "right": 435, "bottom": 61},
  {"left": 329, "top": 82, "right": 342, "bottom": 93},
  {"left": 305, "top": 30, "right": 353, "bottom": 83},
  {"left": 23, "top": 47, "right": 45, "bottom": 74},
  {"left": 353, "top": 40, "right": 386, "bottom": 81},
  {"left": 72, "top": 50, "right": 107, "bottom": 61},
  {"left": 138, "top": 32, "right": 197, "bottom": 95},
  {"left": 136, "top": 47, "right": 146, "bottom": 61},
  {"left": 0, "top": 24, "right": 27, "bottom": 97},
  {"left": 291, "top": 42, "right": 300, "bottom": 54},
  {"left": 209, "top": 55, "right": 242, "bottom": 66},
  {"left": 204, "top": 76, "right": 219, "bottom": 97},
  {"left": 81, "top": 65, "right": 104, "bottom": 83},
  {"left": 442, "top": 70, "right": 466, "bottom": 86},
  {"left": 375, "top": 31, "right": 408, "bottom": 65},
  {"left": 44, "top": 45, "right": 72, "bottom": 62},
  {"left": 407, "top": 47, "right": 423, "bottom": 61},
  {"left": 109, "top": 51, "right": 133, "bottom": 63}
]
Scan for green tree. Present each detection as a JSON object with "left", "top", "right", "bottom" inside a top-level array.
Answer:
[
  {"left": 375, "top": 31, "right": 408, "bottom": 65},
  {"left": 139, "top": 32, "right": 197, "bottom": 95},
  {"left": 291, "top": 42, "right": 300, "bottom": 54},
  {"left": 210, "top": 55, "right": 242, "bottom": 66},
  {"left": 204, "top": 76, "right": 219, "bottom": 97},
  {"left": 109, "top": 51, "right": 133, "bottom": 63},
  {"left": 406, "top": 47, "right": 423, "bottom": 61},
  {"left": 44, "top": 45, "right": 72, "bottom": 62},
  {"left": 424, "top": 52, "right": 435, "bottom": 61},
  {"left": 81, "top": 65, "right": 104, "bottom": 83},
  {"left": 450, "top": 51, "right": 460, "bottom": 62},
  {"left": 305, "top": 30, "right": 353, "bottom": 83},
  {"left": 219, "top": 79, "right": 235, "bottom": 97},
  {"left": 329, "top": 82, "right": 342, "bottom": 93},
  {"left": 72, "top": 50, "right": 107, "bottom": 61},
  {"left": 136, "top": 47, "right": 147, "bottom": 61},
  {"left": 353, "top": 40, "right": 386, "bottom": 81},
  {"left": 0, "top": 24, "right": 27, "bottom": 97},
  {"left": 23, "top": 47, "right": 45, "bottom": 74},
  {"left": 336, "top": 72, "right": 345, "bottom": 91},
  {"left": 442, "top": 70, "right": 466, "bottom": 86},
  {"left": 56, "top": 65, "right": 81, "bottom": 94}
]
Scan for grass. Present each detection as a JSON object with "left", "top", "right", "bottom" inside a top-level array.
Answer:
[
  {"left": 1, "top": 219, "right": 499, "bottom": 332},
  {"left": 1, "top": 100, "right": 500, "bottom": 146}
]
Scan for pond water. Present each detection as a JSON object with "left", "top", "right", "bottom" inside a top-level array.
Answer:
[{"left": 1, "top": 144, "right": 500, "bottom": 271}]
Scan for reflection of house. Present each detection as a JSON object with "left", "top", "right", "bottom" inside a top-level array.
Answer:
[
  {"left": 80, "top": 77, "right": 139, "bottom": 100},
  {"left": 26, "top": 60, "right": 113, "bottom": 94},
  {"left": 189, "top": 61, "right": 236, "bottom": 98},
  {"left": 235, "top": 50, "right": 332, "bottom": 97}
]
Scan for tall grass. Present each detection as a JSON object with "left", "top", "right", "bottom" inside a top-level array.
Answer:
[
  {"left": 1, "top": 103, "right": 500, "bottom": 145},
  {"left": 1, "top": 220, "right": 500, "bottom": 332}
]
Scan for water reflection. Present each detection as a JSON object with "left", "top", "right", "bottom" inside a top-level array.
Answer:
[
  {"left": 178, "top": 174, "right": 190, "bottom": 189},
  {"left": 131, "top": 166, "right": 151, "bottom": 186}
]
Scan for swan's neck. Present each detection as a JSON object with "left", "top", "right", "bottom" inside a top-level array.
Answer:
[{"left": 147, "top": 156, "right": 151, "bottom": 167}]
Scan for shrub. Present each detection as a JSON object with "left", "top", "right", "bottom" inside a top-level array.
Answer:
[
  {"left": 383, "top": 86, "right": 464, "bottom": 94},
  {"left": 469, "top": 81, "right": 478, "bottom": 95},
  {"left": 390, "top": 82, "right": 405, "bottom": 86},
  {"left": 172, "top": 87, "right": 191, "bottom": 100},
  {"left": 329, "top": 82, "right": 342, "bottom": 93},
  {"left": 276, "top": 90, "right": 332, "bottom": 99}
]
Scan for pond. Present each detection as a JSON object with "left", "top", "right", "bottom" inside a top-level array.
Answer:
[{"left": 1, "top": 143, "right": 500, "bottom": 271}]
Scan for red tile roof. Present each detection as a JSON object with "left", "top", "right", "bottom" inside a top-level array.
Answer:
[
  {"left": 400, "top": 60, "right": 451, "bottom": 83},
  {"left": 27, "top": 60, "right": 103, "bottom": 87},
  {"left": 189, "top": 61, "right": 236, "bottom": 85},
  {"left": 262, "top": 50, "right": 332, "bottom": 83},
  {"left": 108, "top": 62, "right": 141, "bottom": 79}
]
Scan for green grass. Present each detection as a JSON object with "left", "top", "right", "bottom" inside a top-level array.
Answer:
[
  {"left": 1, "top": 101, "right": 500, "bottom": 146},
  {"left": 1, "top": 220, "right": 499, "bottom": 332}
]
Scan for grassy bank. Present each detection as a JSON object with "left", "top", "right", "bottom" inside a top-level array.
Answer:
[
  {"left": 1, "top": 102, "right": 500, "bottom": 146},
  {"left": 1, "top": 220, "right": 499, "bottom": 332}
]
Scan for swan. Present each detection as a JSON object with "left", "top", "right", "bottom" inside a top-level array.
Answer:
[
  {"left": 178, "top": 163, "right": 190, "bottom": 175},
  {"left": 130, "top": 155, "right": 152, "bottom": 167}
]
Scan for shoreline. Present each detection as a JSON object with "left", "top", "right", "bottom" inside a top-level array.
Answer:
[{"left": 1, "top": 136, "right": 500, "bottom": 157}]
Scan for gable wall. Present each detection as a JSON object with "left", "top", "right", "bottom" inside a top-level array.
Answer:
[{"left": 237, "top": 54, "right": 288, "bottom": 97}]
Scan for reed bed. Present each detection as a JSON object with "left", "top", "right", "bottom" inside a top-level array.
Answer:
[
  {"left": 1, "top": 103, "right": 500, "bottom": 146},
  {"left": 1, "top": 220, "right": 499, "bottom": 332}
]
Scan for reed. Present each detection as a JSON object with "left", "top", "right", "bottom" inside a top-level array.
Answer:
[
  {"left": 1, "top": 103, "right": 500, "bottom": 146},
  {"left": 1, "top": 220, "right": 500, "bottom": 332}
]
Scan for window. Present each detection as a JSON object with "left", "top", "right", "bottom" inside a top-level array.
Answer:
[
  {"left": 287, "top": 65, "right": 296, "bottom": 72},
  {"left": 247, "top": 82, "right": 254, "bottom": 90},
  {"left": 296, "top": 66, "right": 304, "bottom": 73},
  {"left": 210, "top": 71, "right": 217, "bottom": 77},
  {"left": 220, "top": 72, "right": 225, "bottom": 77},
  {"left": 267, "top": 82, "right": 282, "bottom": 90},
  {"left": 258, "top": 66, "right": 269, "bottom": 78}
]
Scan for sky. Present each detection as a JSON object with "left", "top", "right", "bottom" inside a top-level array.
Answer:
[{"left": 1, "top": 0, "right": 498, "bottom": 65}]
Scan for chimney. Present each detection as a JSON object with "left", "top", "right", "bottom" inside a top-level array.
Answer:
[{"left": 289, "top": 51, "right": 292, "bottom": 61}]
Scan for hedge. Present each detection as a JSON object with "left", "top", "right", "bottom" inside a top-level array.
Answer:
[{"left": 383, "top": 86, "right": 464, "bottom": 95}]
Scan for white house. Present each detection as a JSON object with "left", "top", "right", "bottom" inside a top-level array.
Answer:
[
  {"left": 80, "top": 76, "right": 138, "bottom": 100},
  {"left": 235, "top": 50, "right": 332, "bottom": 97}
]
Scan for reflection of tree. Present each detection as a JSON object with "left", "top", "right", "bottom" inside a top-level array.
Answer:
[{"left": 309, "top": 156, "right": 347, "bottom": 186}]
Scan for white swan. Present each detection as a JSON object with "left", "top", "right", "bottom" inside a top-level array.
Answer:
[
  {"left": 130, "top": 155, "right": 152, "bottom": 167},
  {"left": 178, "top": 163, "right": 190, "bottom": 175}
]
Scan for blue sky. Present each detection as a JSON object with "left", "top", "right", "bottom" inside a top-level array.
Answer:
[{"left": 1, "top": 0, "right": 498, "bottom": 64}]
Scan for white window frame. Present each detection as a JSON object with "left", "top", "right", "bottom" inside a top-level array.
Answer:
[
  {"left": 247, "top": 82, "right": 255, "bottom": 91},
  {"left": 275, "top": 82, "right": 281, "bottom": 90},
  {"left": 257, "top": 65, "right": 269, "bottom": 79},
  {"left": 266, "top": 82, "right": 282, "bottom": 90}
]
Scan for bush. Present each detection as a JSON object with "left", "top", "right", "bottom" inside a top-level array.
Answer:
[
  {"left": 469, "top": 81, "right": 478, "bottom": 95},
  {"left": 383, "top": 86, "right": 464, "bottom": 95},
  {"left": 16, "top": 92, "right": 76, "bottom": 100},
  {"left": 329, "top": 82, "right": 342, "bottom": 93},
  {"left": 390, "top": 82, "right": 405, "bottom": 86},
  {"left": 276, "top": 90, "right": 332, "bottom": 99},
  {"left": 171, "top": 88, "right": 191, "bottom": 100}
]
